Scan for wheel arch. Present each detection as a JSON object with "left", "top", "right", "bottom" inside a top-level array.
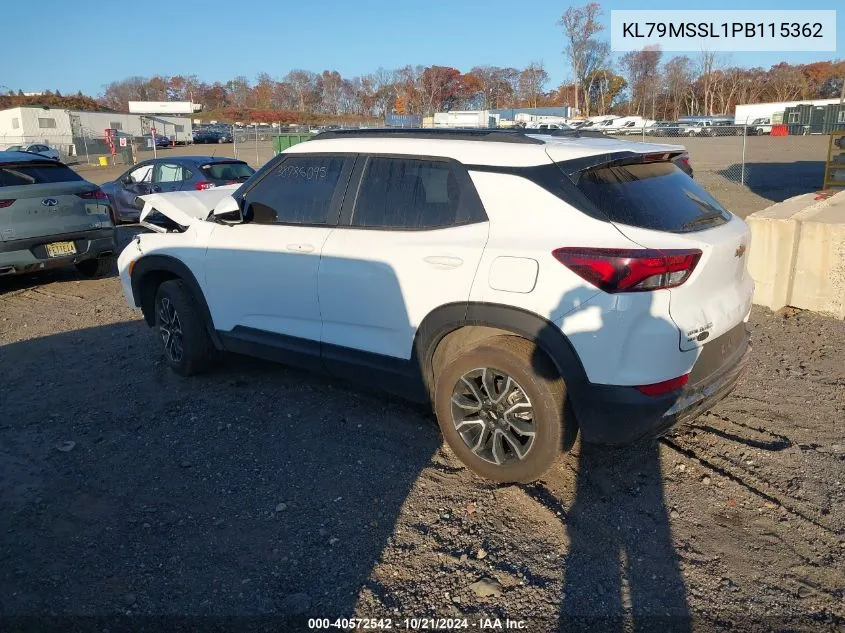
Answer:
[
  {"left": 130, "top": 255, "right": 222, "bottom": 348},
  {"left": 413, "top": 302, "right": 589, "bottom": 402}
]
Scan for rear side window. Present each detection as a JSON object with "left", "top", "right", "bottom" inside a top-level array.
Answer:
[
  {"left": 574, "top": 162, "right": 730, "bottom": 232},
  {"left": 245, "top": 155, "right": 346, "bottom": 225},
  {"left": 201, "top": 161, "right": 255, "bottom": 182},
  {"left": 352, "top": 157, "right": 486, "bottom": 229},
  {"left": 0, "top": 163, "right": 83, "bottom": 187}
]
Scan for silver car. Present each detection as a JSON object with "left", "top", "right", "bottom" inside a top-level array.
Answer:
[
  {"left": 0, "top": 151, "right": 116, "bottom": 278},
  {"left": 2, "top": 143, "right": 62, "bottom": 161}
]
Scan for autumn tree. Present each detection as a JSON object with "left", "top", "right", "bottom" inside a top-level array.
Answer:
[
  {"left": 620, "top": 46, "right": 662, "bottom": 118},
  {"left": 518, "top": 62, "right": 549, "bottom": 108},
  {"left": 559, "top": 2, "right": 604, "bottom": 113}
]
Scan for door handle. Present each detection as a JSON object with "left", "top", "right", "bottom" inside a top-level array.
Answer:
[
  {"left": 424, "top": 255, "right": 463, "bottom": 269},
  {"left": 286, "top": 243, "right": 315, "bottom": 253}
]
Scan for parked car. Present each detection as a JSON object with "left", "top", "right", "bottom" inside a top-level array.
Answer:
[
  {"left": 2, "top": 143, "right": 61, "bottom": 160},
  {"left": 682, "top": 120, "right": 737, "bottom": 137},
  {"left": 650, "top": 122, "right": 685, "bottom": 137},
  {"left": 117, "top": 128, "right": 752, "bottom": 483},
  {"left": 100, "top": 156, "right": 255, "bottom": 223},
  {"left": 750, "top": 118, "right": 773, "bottom": 135},
  {"left": 193, "top": 129, "right": 233, "bottom": 144},
  {"left": 0, "top": 151, "right": 116, "bottom": 277}
]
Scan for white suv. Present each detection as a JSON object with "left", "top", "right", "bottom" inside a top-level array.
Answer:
[{"left": 117, "top": 129, "right": 753, "bottom": 483}]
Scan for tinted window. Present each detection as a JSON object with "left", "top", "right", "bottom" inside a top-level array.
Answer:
[
  {"left": 352, "top": 157, "right": 485, "bottom": 229},
  {"left": 201, "top": 161, "right": 255, "bottom": 182},
  {"left": 575, "top": 162, "right": 731, "bottom": 232},
  {"left": 246, "top": 156, "right": 345, "bottom": 225},
  {"left": 0, "top": 163, "right": 83, "bottom": 187}
]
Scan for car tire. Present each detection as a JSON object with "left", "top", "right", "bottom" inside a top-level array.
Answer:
[
  {"left": 433, "top": 336, "right": 570, "bottom": 483},
  {"left": 154, "top": 280, "right": 215, "bottom": 376},
  {"left": 75, "top": 255, "right": 115, "bottom": 278}
]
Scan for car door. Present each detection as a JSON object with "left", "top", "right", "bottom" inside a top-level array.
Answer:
[
  {"left": 114, "top": 162, "right": 154, "bottom": 216},
  {"left": 318, "top": 155, "right": 489, "bottom": 369},
  {"left": 202, "top": 153, "right": 355, "bottom": 365},
  {"left": 152, "top": 162, "right": 190, "bottom": 193}
]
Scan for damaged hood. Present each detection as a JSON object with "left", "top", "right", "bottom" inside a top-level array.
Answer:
[{"left": 138, "top": 185, "right": 240, "bottom": 226}]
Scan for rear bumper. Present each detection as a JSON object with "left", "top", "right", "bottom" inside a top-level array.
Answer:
[
  {"left": 0, "top": 228, "right": 116, "bottom": 275},
  {"left": 570, "top": 323, "right": 751, "bottom": 444}
]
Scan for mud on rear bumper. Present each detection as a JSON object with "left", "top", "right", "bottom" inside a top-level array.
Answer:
[{"left": 571, "top": 323, "right": 751, "bottom": 444}]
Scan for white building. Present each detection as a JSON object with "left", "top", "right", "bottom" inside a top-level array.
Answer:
[
  {"left": 734, "top": 98, "right": 844, "bottom": 125},
  {"left": 0, "top": 106, "right": 193, "bottom": 154},
  {"left": 433, "top": 110, "right": 500, "bottom": 128}
]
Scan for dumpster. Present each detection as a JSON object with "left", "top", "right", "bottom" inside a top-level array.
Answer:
[{"left": 272, "top": 134, "right": 312, "bottom": 154}]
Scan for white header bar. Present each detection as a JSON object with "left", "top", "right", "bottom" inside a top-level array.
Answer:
[{"left": 610, "top": 10, "right": 837, "bottom": 52}]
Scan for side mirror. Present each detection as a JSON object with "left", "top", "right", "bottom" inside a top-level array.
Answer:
[{"left": 211, "top": 195, "right": 244, "bottom": 224}]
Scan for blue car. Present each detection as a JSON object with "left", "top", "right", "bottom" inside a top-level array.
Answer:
[{"left": 100, "top": 156, "right": 255, "bottom": 223}]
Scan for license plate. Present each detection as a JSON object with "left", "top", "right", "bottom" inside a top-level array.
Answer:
[{"left": 45, "top": 241, "right": 76, "bottom": 257}]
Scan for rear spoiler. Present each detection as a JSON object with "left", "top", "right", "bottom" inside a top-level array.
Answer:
[{"left": 557, "top": 149, "right": 688, "bottom": 184}]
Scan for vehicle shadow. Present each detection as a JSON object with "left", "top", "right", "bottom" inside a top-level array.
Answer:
[
  {"left": 0, "top": 255, "right": 440, "bottom": 628},
  {"left": 717, "top": 161, "right": 826, "bottom": 203},
  {"left": 528, "top": 288, "right": 692, "bottom": 632}
]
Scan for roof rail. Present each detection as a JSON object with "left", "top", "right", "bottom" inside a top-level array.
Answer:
[{"left": 310, "top": 128, "right": 545, "bottom": 145}]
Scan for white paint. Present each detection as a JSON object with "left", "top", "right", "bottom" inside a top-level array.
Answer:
[{"left": 488, "top": 257, "right": 538, "bottom": 293}]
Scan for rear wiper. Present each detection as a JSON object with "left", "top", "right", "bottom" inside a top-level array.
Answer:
[{"left": 681, "top": 212, "right": 725, "bottom": 229}]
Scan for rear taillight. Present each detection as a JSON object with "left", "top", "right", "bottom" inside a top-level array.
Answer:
[
  {"left": 195, "top": 181, "right": 215, "bottom": 190},
  {"left": 635, "top": 374, "right": 689, "bottom": 396},
  {"left": 77, "top": 189, "right": 107, "bottom": 200},
  {"left": 0, "top": 199, "right": 14, "bottom": 208},
  {"left": 552, "top": 247, "right": 702, "bottom": 293}
]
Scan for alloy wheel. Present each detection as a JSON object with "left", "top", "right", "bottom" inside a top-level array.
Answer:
[
  {"left": 158, "top": 297, "right": 184, "bottom": 362},
  {"left": 450, "top": 367, "right": 536, "bottom": 465}
]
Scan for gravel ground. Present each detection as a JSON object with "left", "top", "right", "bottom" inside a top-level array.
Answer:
[{"left": 0, "top": 223, "right": 842, "bottom": 632}]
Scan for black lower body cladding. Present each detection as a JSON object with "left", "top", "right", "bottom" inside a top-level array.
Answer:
[{"left": 570, "top": 323, "right": 751, "bottom": 444}]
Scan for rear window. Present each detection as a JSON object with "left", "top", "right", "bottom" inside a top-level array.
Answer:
[
  {"left": 200, "top": 161, "right": 255, "bottom": 182},
  {"left": 574, "top": 161, "right": 731, "bottom": 232},
  {"left": 0, "top": 163, "right": 83, "bottom": 187}
]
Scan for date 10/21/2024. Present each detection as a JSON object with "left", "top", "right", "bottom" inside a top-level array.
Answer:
[{"left": 307, "top": 617, "right": 527, "bottom": 630}]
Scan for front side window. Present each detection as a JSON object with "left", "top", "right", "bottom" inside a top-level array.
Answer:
[
  {"left": 245, "top": 155, "right": 346, "bottom": 225},
  {"left": 127, "top": 164, "right": 153, "bottom": 183},
  {"left": 109, "top": 122, "right": 123, "bottom": 131},
  {"left": 38, "top": 118, "right": 56, "bottom": 129},
  {"left": 352, "top": 157, "right": 486, "bottom": 230},
  {"left": 11, "top": 118, "right": 19, "bottom": 129}
]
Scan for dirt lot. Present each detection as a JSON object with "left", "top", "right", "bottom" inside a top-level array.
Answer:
[{"left": 1, "top": 143, "right": 843, "bottom": 631}]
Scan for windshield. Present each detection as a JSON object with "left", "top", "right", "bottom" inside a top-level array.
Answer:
[
  {"left": 0, "top": 162, "right": 83, "bottom": 186},
  {"left": 574, "top": 161, "right": 731, "bottom": 233},
  {"left": 200, "top": 161, "right": 255, "bottom": 182}
]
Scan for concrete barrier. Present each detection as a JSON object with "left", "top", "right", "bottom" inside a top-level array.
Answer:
[{"left": 746, "top": 190, "right": 845, "bottom": 318}]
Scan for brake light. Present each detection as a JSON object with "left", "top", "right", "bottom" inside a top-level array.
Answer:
[
  {"left": 552, "top": 247, "right": 702, "bottom": 293},
  {"left": 0, "top": 199, "right": 13, "bottom": 208},
  {"left": 195, "top": 181, "right": 215, "bottom": 190},
  {"left": 77, "top": 189, "right": 107, "bottom": 200},
  {"left": 635, "top": 374, "right": 689, "bottom": 396}
]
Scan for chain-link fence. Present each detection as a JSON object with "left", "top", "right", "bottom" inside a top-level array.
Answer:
[
  {"left": 605, "top": 124, "right": 834, "bottom": 202},
  {"left": 1, "top": 127, "right": 148, "bottom": 168}
]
